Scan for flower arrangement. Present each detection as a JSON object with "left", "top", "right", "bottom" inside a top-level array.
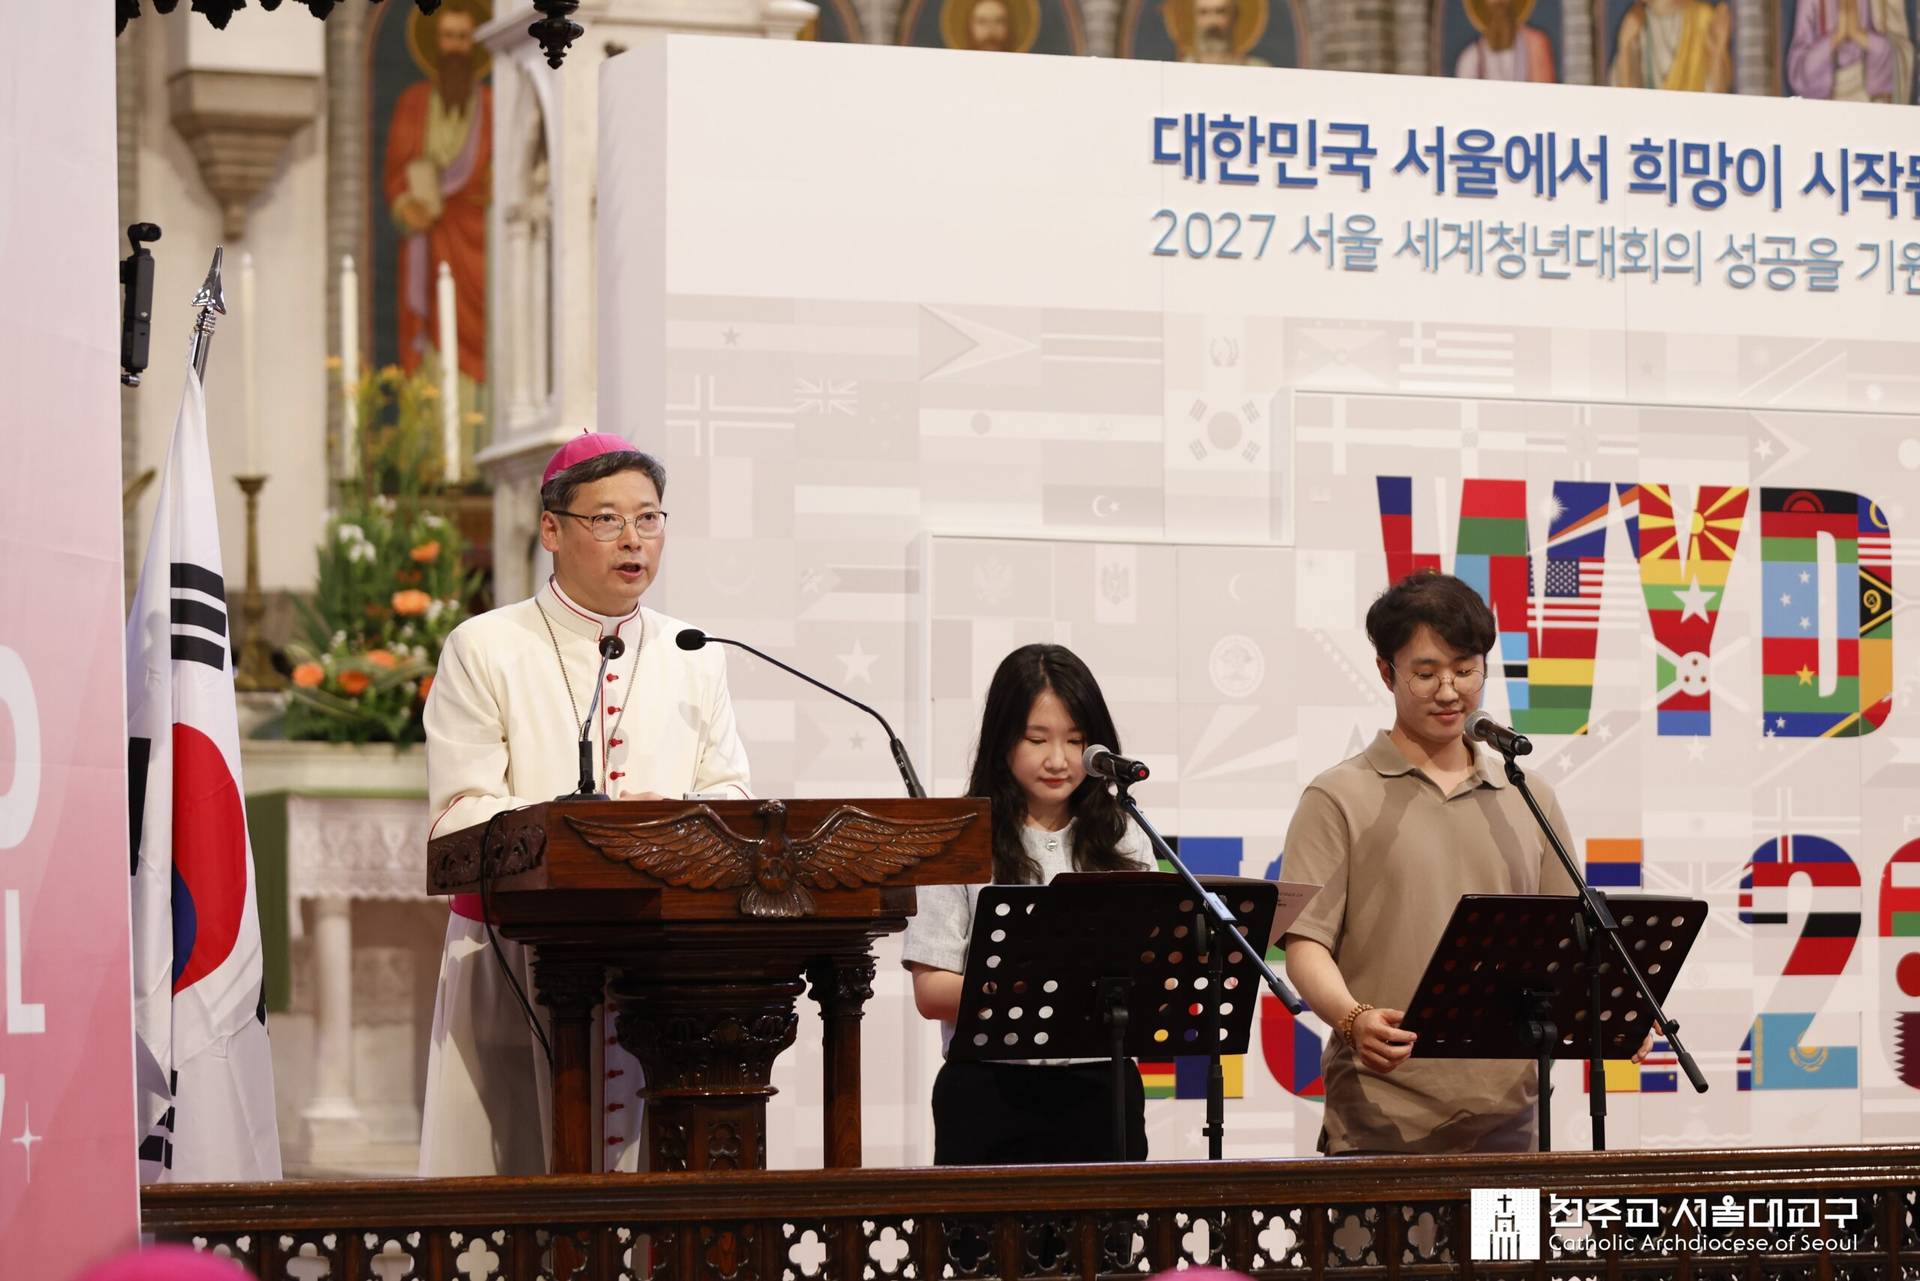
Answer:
[{"left": 282, "top": 365, "right": 479, "bottom": 745}]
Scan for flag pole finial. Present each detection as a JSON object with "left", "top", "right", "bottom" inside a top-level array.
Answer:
[{"left": 188, "top": 247, "right": 227, "bottom": 381}]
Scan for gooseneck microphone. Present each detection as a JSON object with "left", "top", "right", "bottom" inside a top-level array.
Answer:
[
  {"left": 557, "top": 634, "right": 626, "bottom": 801},
  {"left": 676, "top": 628, "right": 925, "bottom": 798},
  {"left": 1082, "top": 744, "right": 1151, "bottom": 785},
  {"left": 1464, "top": 708, "right": 1532, "bottom": 758}
]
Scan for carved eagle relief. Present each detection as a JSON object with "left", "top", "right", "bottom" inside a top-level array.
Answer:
[{"left": 564, "top": 800, "right": 977, "bottom": 918}]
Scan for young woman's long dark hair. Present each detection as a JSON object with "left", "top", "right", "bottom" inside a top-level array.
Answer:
[{"left": 965, "top": 643, "right": 1135, "bottom": 884}]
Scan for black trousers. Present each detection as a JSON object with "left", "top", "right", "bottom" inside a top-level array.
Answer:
[{"left": 932, "top": 1058, "right": 1148, "bottom": 1166}]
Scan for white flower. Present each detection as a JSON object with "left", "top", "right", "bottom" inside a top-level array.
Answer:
[
  {"left": 346, "top": 541, "right": 376, "bottom": 564},
  {"left": 336, "top": 522, "right": 366, "bottom": 544},
  {"left": 373, "top": 495, "right": 396, "bottom": 514},
  {"left": 331, "top": 630, "right": 347, "bottom": 648}
]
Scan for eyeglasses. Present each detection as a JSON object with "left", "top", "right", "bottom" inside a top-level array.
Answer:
[
  {"left": 548, "top": 509, "right": 669, "bottom": 542},
  {"left": 1391, "top": 663, "right": 1486, "bottom": 697}
]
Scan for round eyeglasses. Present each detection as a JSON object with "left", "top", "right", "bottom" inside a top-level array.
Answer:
[
  {"left": 548, "top": 509, "right": 669, "bottom": 542},
  {"left": 1391, "top": 663, "right": 1486, "bottom": 697}
]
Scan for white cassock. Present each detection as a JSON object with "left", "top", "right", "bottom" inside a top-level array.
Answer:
[{"left": 417, "top": 577, "right": 751, "bottom": 1175}]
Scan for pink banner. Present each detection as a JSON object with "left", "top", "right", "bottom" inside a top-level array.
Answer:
[{"left": 0, "top": 4, "right": 141, "bottom": 1273}]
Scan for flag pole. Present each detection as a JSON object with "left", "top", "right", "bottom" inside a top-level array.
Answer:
[{"left": 188, "top": 247, "right": 227, "bottom": 381}]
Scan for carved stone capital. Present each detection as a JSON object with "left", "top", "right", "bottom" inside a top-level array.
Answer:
[{"left": 167, "top": 69, "right": 320, "bottom": 239}]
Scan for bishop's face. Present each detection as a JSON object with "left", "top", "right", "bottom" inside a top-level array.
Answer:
[{"left": 540, "top": 469, "right": 666, "bottom": 617}]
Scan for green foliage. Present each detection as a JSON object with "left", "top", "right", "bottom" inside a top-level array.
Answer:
[{"left": 284, "top": 366, "right": 477, "bottom": 745}]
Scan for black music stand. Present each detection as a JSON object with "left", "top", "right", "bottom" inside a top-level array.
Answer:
[
  {"left": 948, "top": 872, "right": 1280, "bottom": 1162},
  {"left": 1403, "top": 892, "right": 1707, "bottom": 1151}
]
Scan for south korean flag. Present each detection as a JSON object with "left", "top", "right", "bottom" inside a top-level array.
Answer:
[{"left": 125, "top": 365, "right": 281, "bottom": 1182}]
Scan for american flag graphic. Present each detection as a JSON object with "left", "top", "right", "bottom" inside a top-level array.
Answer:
[{"left": 1529, "top": 559, "right": 1605, "bottom": 629}]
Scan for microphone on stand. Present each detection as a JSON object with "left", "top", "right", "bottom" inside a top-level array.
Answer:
[
  {"left": 675, "top": 628, "right": 925, "bottom": 798},
  {"left": 556, "top": 634, "right": 625, "bottom": 801},
  {"left": 1082, "top": 744, "right": 1151, "bottom": 785},
  {"left": 1464, "top": 708, "right": 1533, "bottom": 758}
]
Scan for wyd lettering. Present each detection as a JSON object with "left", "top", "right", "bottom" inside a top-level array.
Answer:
[{"left": 1374, "top": 478, "right": 1894, "bottom": 738}]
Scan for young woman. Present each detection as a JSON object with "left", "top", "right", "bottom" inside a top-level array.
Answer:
[{"left": 901, "top": 643, "right": 1153, "bottom": 1165}]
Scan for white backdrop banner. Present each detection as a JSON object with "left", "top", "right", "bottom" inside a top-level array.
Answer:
[{"left": 601, "top": 38, "right": 1920, "bottom": 1162}]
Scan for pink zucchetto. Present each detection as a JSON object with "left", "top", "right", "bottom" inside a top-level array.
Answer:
[
  {"left": 542, "top": 432, "right": 638, "bottom": 486},
  {"left": 77, "top": 1245, "right": 251, "bottom": 1281}
]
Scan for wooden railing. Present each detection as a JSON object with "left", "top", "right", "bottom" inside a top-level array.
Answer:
[{"left": 142, "top": 1145, "right": 1920, "bottom": 1280}]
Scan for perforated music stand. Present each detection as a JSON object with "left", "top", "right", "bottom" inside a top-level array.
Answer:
[
  {"left": 947, "top": 872, "right": 1280, "bottom": 1162},
  {"left": 1403, "top": 892, "right": 1706, "bottom": 1150}
]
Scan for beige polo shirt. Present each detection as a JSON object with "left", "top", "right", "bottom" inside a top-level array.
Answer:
[{"left": 1282, "top": 730, "right": 1578, "bottom": 1155}]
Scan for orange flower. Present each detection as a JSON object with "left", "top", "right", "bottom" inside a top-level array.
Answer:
[
  {"left": 410, "top": 540, "right": 441, "bottom": 563},
  {"left": 418, "top": 675, "right": 434, "bottom": 702},
  {"left": 339, "top": 669, "right": 371, "bottom": 696},
  {"left": 392, "top": 589, "right": 432, "bottom": 616},
  {"left": 365, "top": 649, "right": 398, "bottom": 670},
  {"left": 291, "top": 661, "right": 325, "bottom": 688}
]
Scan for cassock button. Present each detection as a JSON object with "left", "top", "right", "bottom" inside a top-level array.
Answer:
[
  {"left": 606, "top": 706, "right": 620, "bottom": 715},
  {"left": 607, "top": 673, "right": 618, "bottom": 682},
  {"left": 610, "top": 738, "right": 623, "bottom": 748},
  {"left": 610, "top": 771, "right": 625, "bottom": 781}
]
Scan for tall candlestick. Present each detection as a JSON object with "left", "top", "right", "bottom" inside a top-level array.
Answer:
[
  {"left": 339, "top": 253, "right": 360, "bottom": 478},
  {"left": 240, "top": 252, "right": 259, "bottom": 476},
  {"left": 437, "top": 260, "right": 459, "bottom": 484}
]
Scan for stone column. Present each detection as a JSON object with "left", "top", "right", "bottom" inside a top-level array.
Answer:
[
  {"left": 325, "top": 5, "right": 367, "bottom": 483},
  {"left": 1393, "top": 0, "right": 1429, "bottom": 74},
  {"left": 1732, "top": 0, "right": 1767, "bottom": 92},
  {"left": 1082, "top": 0, "right": 1125, "bottom": 57},
  {"left": 856, "top": 0, "right": 906, "bottom": 42},
  {"left": 1560, "top": 0, "right": 1595, "bottom": 84},
  {"left": 1312, "top": 0, "right": 1396, "bottom": 72},
  {"left": 301, "top": 897, "right": 367, "bottom": 1160}
]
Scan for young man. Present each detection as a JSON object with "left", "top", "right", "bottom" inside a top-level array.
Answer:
[
  {"left": 1281, "top": 571, "right": 1591, "bottom": 1154},
  {"left": 418, "top": 433, "right": 751, "bottom": 1176}
]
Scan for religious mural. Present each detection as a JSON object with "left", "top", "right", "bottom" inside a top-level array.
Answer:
[
  {"left": 1437, "top": 0, "right": 1560, "bottom": 80},
  {"left": 367, "top": 0, "right": 493, "bottom": 470},
  {"left": 798, "top": 0, "right": 865, "bottom": 42},
  {"left": 897, "top": 0, "right": 1087, "bottom": 55},
  {"left": 1120, "top": 0, "right": 1305, "bottom": 67},
  {"left": 1600, "top": 0, "right": 1735, "bottom": 90},
  {"left": 1781, "top": 0, "right": 1916, "bottom": 101}
]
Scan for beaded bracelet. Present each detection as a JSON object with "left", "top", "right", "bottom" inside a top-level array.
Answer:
[{"left": 1339, "top": 1002, "right": 1375, "bottom": 1048}]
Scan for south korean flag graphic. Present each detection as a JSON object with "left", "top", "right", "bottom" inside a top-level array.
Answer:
[{"left": 126, "top": 366, "right": 281, "bottom": 1182}]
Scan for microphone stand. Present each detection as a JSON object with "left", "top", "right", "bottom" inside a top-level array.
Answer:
[
  {"left": 687, "top": 632, "right": 925, "bottom": 798},
  {"left": 555, "top": 636, "right": 623, "bottom": 802},
  {"left": 1497, "top": 745, "right": 1708, "bottom": 1151},
  {"left": 1111, "top": 777, "right": 1304, "bottom": 1161}
]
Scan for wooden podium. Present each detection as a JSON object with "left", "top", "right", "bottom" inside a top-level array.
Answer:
[{"left": 426, "top": 797, "right": 988, "bottom": 1174}]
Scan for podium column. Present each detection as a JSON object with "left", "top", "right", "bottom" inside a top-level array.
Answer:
[{"left": 808, "top": 952, "right": 877, "bottom": 1169}]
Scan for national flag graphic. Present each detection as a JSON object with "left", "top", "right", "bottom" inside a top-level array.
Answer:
[
  {"left": 1738, "top": 835, "right": 1860, "bottom": 976},
  {"left": 1584, "top": 838, "right": 1643, "bottom": 889},
  {"left": 1877, "top": 841, "right": 1920, "bottom": 1087},
  {"left": 1756, "top": 487, "right": 1894, "bottom": 738},
  {"left": 1161, "top": 835, "right": 1245, "bottom": 876},
  {"left": 1582, "top": 1040, "right": 1677, "bottom": 1093},
  {"left": 1616, "top": 482, "right": 1747, "bottom": 736},
  {"left": 1738, "top": 1013, "right": 1859, "bottom": 1091},
  {"left": 1260, "top": 994, "right": 1326, "bottom": 1099},
  {"left": 126, "top": 365, "right": 281, "bottom": 1182}
]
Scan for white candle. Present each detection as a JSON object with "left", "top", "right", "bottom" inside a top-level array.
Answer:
[
  {"left": 339, "top": 253, "right": 360, "bottom": 477},
  {"left": 240, "top": 251, "right": 258, "bottom": 476},
  {"left": 437, "top": 261, "right": 459, "bottom": 483}
]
